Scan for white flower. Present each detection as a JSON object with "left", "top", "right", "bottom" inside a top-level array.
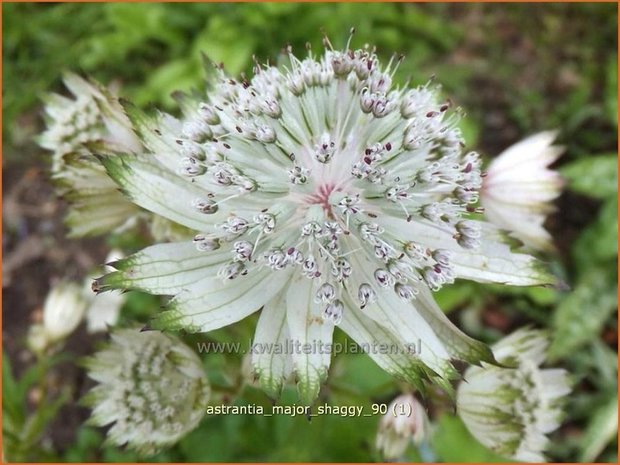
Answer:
[
  {"left": 84, "top": 250, "right": 126, "bottom": 333},
  {"left": 457, "top": 328, "right": 571, "bottom": 462},
  {"left": 42, "top": 281, "right": 88, "bottom": 342},
  {"left": 27, "top": 324, "right": 51, "bottom": 354},
  {"left": 39, "top": 73, "right": 143, "bottom": 237},
  {"left": 94, "top": 39, "right": 555, "bottom": 402},
  {"left": 481, "top": 131, "right": 564, "bottom": 251},
  {"left": 376, "top": 393, "right": 428, "bottom": 459},
  {"left": 83, "top": 329, "right": 210, "bottom": 455}
]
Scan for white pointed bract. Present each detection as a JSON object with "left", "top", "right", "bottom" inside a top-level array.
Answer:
[
  {"left": 83, "top": 329, "right": 210, "bottom": 455},
  {"left": 94, "top": 38, "right": 556, "bottom": 402},
  {"left": 376, "top": 393, "right": 428, "bottom": 459},
  {"left": 39, "top": 73, "right": 143, "bottom": 237},
  {"left": 85, "top": 250, "right": 126, "bottom": 333},
  {"left": 457, "top": 328, "right": 571, "bottom": 462},
  {"left": 481, "top": 131, "right": 564, "bottom": 251}
]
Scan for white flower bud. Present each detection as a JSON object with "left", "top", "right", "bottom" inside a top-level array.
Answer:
[
  {"left": 314, "top": 282, "right": 336, "bottom": 303},
  {"left": 357, "top": 283, "right": 376, "bottom": 308},
  {"left": 233, "top": 240, "right": 254, "bottom": 261},
  {"left": 198, "top": 102, "right": 220, "bottom": 124},
  {"left": 27, "top": 324, "right": 51, "bottom": 353},
  {"left": 183, "top": 120, "right": 212, "bottom": 142},
  {"left": 192, "top": 197, "right": 219, "bottom": 214},
  {"left": 193, "top": 234, "right": 220, "bottom": 251},
  {"left": 376, "top": 394, "right": 429, "bottom": 459},
  {"left": 322, "top": 299, "right": 343, "bottom": 325},
  {"left": 394, "top": 282, "right": 417, "bottom": 301},
  {"left": 42, "top": 282, "right": 87, "bottom": 342},
  {"left": 255, "top": 124, "right": 276, "bottom": 143}
]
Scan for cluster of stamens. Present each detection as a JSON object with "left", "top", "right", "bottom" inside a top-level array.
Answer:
[
  {"left": 160, "top": 31, "right": 486, "bottom": 326},
  {"left": 42, "top": 93, "right": 104, "bottom": 157},
  {"left": 85, "top": 331, "right": 209, "bottom": 455}
]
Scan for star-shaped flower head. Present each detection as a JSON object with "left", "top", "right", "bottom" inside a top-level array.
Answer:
[
  {"left": 95, "top": 35, "right": 556, "bottom": 402},
  {"left": 83, "top": 329, "right": 210, "bottom": 455}
]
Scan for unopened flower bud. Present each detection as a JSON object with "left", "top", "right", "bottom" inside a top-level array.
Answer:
[
  {"left": 376, "top": 393, "right": 429, "bottom": 459},
  {"left": 42, "top": 282, "right": 87, "bottom": 342}
]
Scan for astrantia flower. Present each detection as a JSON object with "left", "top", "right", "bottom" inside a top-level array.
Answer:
[
  {"left": 481, "top": 131, "right": 564, "bottom": 251},
  {"left": 376, "top": 393, "right": 428, "bottom": 459},
  {"left": 456, "top": 328, "right": 571, "bottom": 462},
  {"left": 83, "top": 329, "right": 210, "bottom": 455},
  {"left": 95, "top": 39, "right": 555, "bottom": 402},
  {"left": 39, "top": 73, "right": 143, "bottom": 237}
]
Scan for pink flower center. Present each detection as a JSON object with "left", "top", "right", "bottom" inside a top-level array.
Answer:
[{"left": 305, "top": 183, "right": 339, "bottom": 216}]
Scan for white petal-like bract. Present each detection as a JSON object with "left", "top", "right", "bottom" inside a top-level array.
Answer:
[{"left": 481, "top": 131, "right": 564, "bottom": 251}]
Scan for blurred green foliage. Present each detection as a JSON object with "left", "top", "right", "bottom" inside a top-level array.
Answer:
[{"left": 3, "top": 2, "right": 618, "bottom": 463}]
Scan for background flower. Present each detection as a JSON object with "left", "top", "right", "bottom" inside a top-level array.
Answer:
[
  {"left": 481, "top": 131, "right": 564, "bottom": 251},
  {"left": 41, "top": 281, "right": 87, "bottom": 344},
  {"left": 376, "top": 393, "right": 429, "bottom": 459},
  {"left": 38, "top": 74, "right": 143, "bottom": 237},
  {"left": 457, "top": 328, "right": 572, "bottom": 462},
  {"left": 83, "top": 329, "right": 210, "bottom": 455}
]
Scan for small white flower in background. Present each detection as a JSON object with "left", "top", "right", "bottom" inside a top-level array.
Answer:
[
  {"left": 83, "top": 329, "right": 210, "bottom": 455},
  {"left": 38, "top": 73, "right": 143, "bottom": 237},
  {"left": 26, "top": 324, "right": 52, "bottom": 354},
  {"left": 27, "top": 281, "right": 87, "bottom": 353},
  {"left": 91, "top": 36, "right": 557, "bottom": 402},
  {"left": 41, "top": 281, "right": 88, "bottom": 343},
  {"left": 84, "top": 250, "right": 126, "bottom": 333},
  {"left": 457, "top": 328, "right": 571, "bottom": 462},
  {"left": 376, "top": 393, "right": 428, "bottom": 459},
  {"left": 26, "top": 281, "right": 88, "bottom": 354},
  {"left": 481, "top": 131, "right": 564, "bottom": 251}
]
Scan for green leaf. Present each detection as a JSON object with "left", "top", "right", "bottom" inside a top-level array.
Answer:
[
  {"left": 62, "top": 426, "right": 104, "bottom": 462},
  {"left": 561, "top": 154, "right": 618, "bottom": 199},
  {"left": 191, "top": 16, "right": 255, "bottom": 76},
  {"left": 579, "top": 394, "right": 618, "bottom": 462},
  {"left": 605, "top": 55, "right": 618, "bottom": 126},
  {"left": 573, "top": 196, "right": 618, "bottom": 266},
  {"left": 549, "top": 265, "right": 617, "bottom": 360},
  {"left": 134, "top": 59, "right": 200, "bottom": 109},
  {"left": 329, "top": 349, "right": 394, "bottom": 397},
  {"left": 432, "top": 414, "right": 514, "bottom": 462},
  {"left": 22, "top": 388, "right": 71, "bottom": 446},
  {"left": 433, "top": 282, "right": 477, "bottom": 312},
  {"left": 2, "top": 354, "right": 26, "bottom": 429}
]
